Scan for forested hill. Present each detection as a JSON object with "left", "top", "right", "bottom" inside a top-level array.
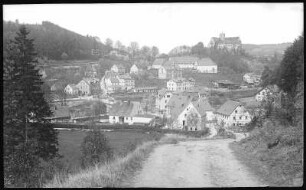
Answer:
[
  {"left": 3, "top": 20, "right": 107, "bottom": 60},
  {"left": 242, "top": 43, "right": 292, "bottom": 57}
]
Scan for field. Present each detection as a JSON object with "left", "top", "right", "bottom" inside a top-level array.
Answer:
[{"left": 57, "top": 129, "right": 162, "bottom": 172}]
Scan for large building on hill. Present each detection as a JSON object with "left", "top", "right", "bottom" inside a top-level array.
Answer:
[
  {"left": 208, "top": 32, "right": 242, "bottom": 52},
  {"left": 167, "top": 78, "right": 195, "bottom": 92}
]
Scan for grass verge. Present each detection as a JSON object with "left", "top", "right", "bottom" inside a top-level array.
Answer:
[{"left": 44, "top": 140, "right": 159, "bottom": 188}]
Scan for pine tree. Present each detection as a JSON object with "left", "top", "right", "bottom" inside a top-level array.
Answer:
[{"left": 3, "top": 25, "right": 59, "bottom": 187}]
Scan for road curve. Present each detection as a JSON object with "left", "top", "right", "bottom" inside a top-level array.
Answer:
[{"left": 128, "top": 139, "right": 267, "bottom": 188}]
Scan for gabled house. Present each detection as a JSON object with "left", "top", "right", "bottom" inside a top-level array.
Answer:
[
  {"left": 195, "top": 58, "right": 218, "bottom": 73},
  {"left": 111, "top": 64, "right": 126, "bottom": 75},
  {"left": 76, "top": 79, "right": 91, "bottom": 95},
  {"left": 152, "top": 58, "right": 166, "bottom": 69},
  {"left": 255, "top": 85, "right": 280, "bottom": 102},
  {"left": 155, "top": 88, "right": 173, "bottom": 116},
  {"left": 168, "top": 56, "right": 198, "bottom": 69},
  {"left": 130, "top": 64, "right": 139, "bottom": 74},
  {"left": 243, "top": 73, "right": 261, "bottom": 84},
  {"left": 165, "top": 94, "right": 214, "bottom": 131},
  {"left": 167, "top": 77, "right": 195, "bottom": 92},
  {"left": 64, "top": 84, "right": 79, "bottom": 95},
  {"left": 215, "top": 100, "right": 252, "bottom": 127},
  {"left": 108, "top": 101, "right": 144, "bottom": 125},
  {"left": 158, "top": 61, "right": 183, "bottom": 79}
]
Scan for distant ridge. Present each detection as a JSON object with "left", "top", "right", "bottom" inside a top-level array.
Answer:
[{"left": 242, "top": 43, "right": 292, "bottom": 57}]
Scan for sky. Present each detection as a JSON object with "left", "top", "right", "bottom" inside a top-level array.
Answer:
[{"left": 3, "top": 3, "right": 304, "bottom": 54}]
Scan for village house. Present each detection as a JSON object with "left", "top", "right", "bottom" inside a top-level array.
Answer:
[
  {"left": 85, "top": 63, "right": 99, "bottom": 78},
  {"left": 132, "top": 86, "right": 158, "bottom": 93},
  {"left": 168, "top": 56, "right": 199, "bottom": 69},
  {"left": 130, "top": 64, "right": 139, "bottom": 74},
  {"left": 165, "top": 94, "right": 214, "bottom": 131},
  {"left": 195, "top": 58, "right": 218, "bottom": 73},
  {"left": 155, "top": 88, "right": 173, "bottom": 116},
  {"left": 243, "top": 73, "right": 261, "bottom": 85},
  {"left": 76, "top": 79, "right": 92, "bottom": 95},
  {"left": 151, "top": 58, "right": 166, "bottom": 69},
  {"left": 108, "top": 101, "right": 144, "bottom": 125},
  {"left": 64, "top": 84, "right": 79, "bottom": 95},
  {"left": 255, "top": 85, "right": 281, "bottom": 102},
  {"left": 100, "top": 71, "right": 135, "bottom": 94},
  {"left": 158, "top": 61, "right": 183, "bottom": 79},
  {"left": 111, "top": 64, "right": 126, "bottom": 75},
  {"left": 167, "top": 78, "right": 195, "bottom": 92},
  {"left": 208, "top": 32, "right": 242, "bottom": 52},
  {"left": 215, "top": 100, "right": 252, "bottom": 127}
]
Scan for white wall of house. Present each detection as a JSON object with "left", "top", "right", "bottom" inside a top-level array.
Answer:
[
  {"left": 111, "top": 65, "right": 119, "bottom": 73},
  {"left": 152, "top": 65, "right": 162, "bottom": 70},
  {"left": 77, "top": 80, "right": 90, "bottom": 95},
  {"left": 130, "top": 65, "right": 138, "bottom": 74},
  {"left": 216, "top": 106, "right": 251, "bottom": 127},
  {"left": 156, "top": 92, "right": 173, "bottom": 115},
  {"left": 255, "top": 88, "right": 271, "bottom": 102},
  {"left": 158, "top": 66, "right": 167, "bottom": 79},
  {"left": 109, "top": 115, "right": 120, "bottom": 124},
  {"left": 205, "top": 111, "right": 215, "bottom": 121},
  {"left": 174, "top": 103, "right": 201, "bottom": 131},
  {"left": 133, "top": 116, "right": 153, "bottom": 124},
  {"left": 197, "top": 65, "right": 217, "bottom": 73},
  {"left": 177, "top": 63, "right": 194, "bottom": 69}
]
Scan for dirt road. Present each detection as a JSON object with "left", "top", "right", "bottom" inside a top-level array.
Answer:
[{"left": 128, "top": 139, "right": 267, "bottom": 187}]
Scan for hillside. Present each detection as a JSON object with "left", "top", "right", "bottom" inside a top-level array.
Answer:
[
  {"left": 242, "top": 43, "right": 292, "bottom": 57},
  {"left": 3, "top": 20, "right": 107, "bottom": 60}
]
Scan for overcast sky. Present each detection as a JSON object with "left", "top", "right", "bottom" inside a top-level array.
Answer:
[{"left": 3, "top": 3, "right": 303, "bottom": 54}]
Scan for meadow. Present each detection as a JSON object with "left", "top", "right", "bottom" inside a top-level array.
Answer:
[{"left": 57, "top": 129, "right": 163, "bottom": 173}]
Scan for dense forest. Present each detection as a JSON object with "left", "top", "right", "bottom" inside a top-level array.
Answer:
[{"left": 3, "top": 20, "right": 106, "bottom": 60}]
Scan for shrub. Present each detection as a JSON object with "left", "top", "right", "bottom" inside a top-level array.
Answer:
[{"left": 80, "top": 130, "right": 113, "bottom": 168}]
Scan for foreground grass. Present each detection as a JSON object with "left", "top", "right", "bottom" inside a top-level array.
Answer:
[
  {"left": 229, "top": 120, "right": 303, "bottom": 187},
  {"left": 44, "top": 141, "right": 158, "bottom": 188}
]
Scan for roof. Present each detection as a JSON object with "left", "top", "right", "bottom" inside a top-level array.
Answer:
[
  {"left": 192, "top": 98, "right": 214, "bottom": 115},
  {"left": 216, "top": 100, "right": 242, "bottom": 116},
  {"left": 134, "top": 114, "right": 156, "bottom": 118},
  {"left": 157, "top": 88, "right": 169, "bottom": 96},
  {"left": 217, "top": 80, "right": 235, "bottom": 85},
  {"left": 197, "top": 58, "right": 217, "bottom": 66},
  {"left": 110, "top": 77, "right": 120, "bottom": 83},
  {"left": 169, "top": 56, "right": 199, "bottom": 64},
  {"left": 108, "top": 101, "right": 141, "bottom": 117},
  {"left": 152, "top": 58, "right": 166, "bottom": 66},
  {"left": 113, "top": 64, "right": 125, "bottom": 69},
  {"left": 167, "top": 94, "right": 196, "bottom": 119},
  {"left": 66, "top": 84, "right": 78, "bottom": 91},
  {"left": 104, "top": 70, "right": 119, "bottom": 79}
]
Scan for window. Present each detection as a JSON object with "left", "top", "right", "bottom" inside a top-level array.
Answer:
[
  {"left": 233, "top": 116, "right": 236, "bottom": 120},
  {"left": 235, "top": 110, "right": 238, "bottom": 113},
  {"left": 240, "top": 116, "right": 242, "bottom": 120},
  {"left": 167, "top": 95, "right": 170, "bottom": 98},
  {"left": 245, "top": 116, "right": 248, "bottom": 119},
  {"left": 113, "top": 116, "right": 115, "bottom": 119}
]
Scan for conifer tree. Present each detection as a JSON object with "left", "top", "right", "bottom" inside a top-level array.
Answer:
[{"left": 4, "top": 25, "right": 59, "bottom": 187}]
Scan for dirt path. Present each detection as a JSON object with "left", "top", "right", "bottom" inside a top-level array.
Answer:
[{"left": 128, "top": 139, "right": 267, "bottom": 187}]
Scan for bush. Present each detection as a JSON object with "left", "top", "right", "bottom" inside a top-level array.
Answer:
[{"left": 80, "top": 130, "right": 113, "bottom": 168}]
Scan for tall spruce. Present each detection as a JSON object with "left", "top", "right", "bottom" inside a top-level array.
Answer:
[{"left": 4, "top": 25, "right": 59, "bottom": 187}]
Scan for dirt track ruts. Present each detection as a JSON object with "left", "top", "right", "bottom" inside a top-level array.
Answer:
[{"left": 127, "top": 139, "right": 267, "bottom": 187}]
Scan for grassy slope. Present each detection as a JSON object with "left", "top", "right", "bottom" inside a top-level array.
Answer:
[
  {"left": 57, "top": 130, "right": 162, "bottom": 172},
  {"left": 229, "top": 120, "right": 303, "bottom": 186}
]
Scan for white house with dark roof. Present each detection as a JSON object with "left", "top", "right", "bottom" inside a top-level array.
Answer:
[
  {"left": 168, "top": 56, "right": 199, "bottom": 69},
  {"left": 76, "top": 79, "right": 91, "bottom": 95},
  {"left": 155, "top": 88, "right": 173, "bottom": 116},
  {"left": 195, "top": 58, "right": 218, "bottom": 73},
  {"left": 215, "top": 100, "right": 251, "bottom": 127},
  {"left": 167, "top": 77, "right": 195, "bottom": 91},
  {"left": 111, "top": 64, "right": 125, "bottom": 75},
  {"left": 64, "top": 84, "right": 79, "bottom": 95},
  {"left": 108, "top": 101, "right": 144, "bottom": 125},
  {"left": 130, "top": 64, "right": 139, "bottom": 74},
  {"left": 165, "top": 94, "right": 215, "bottom": 131}
]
